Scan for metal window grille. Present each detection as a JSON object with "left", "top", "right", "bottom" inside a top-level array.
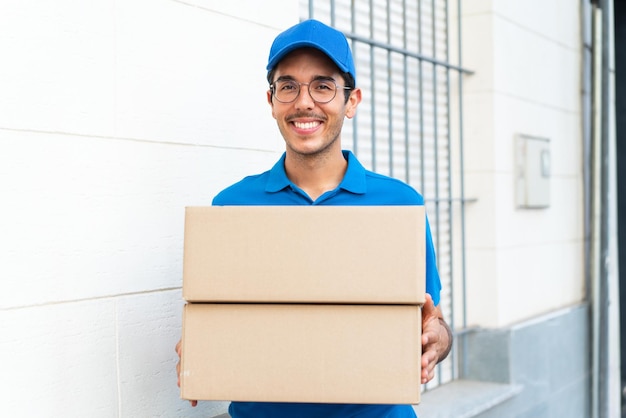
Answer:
[{"left": 301, "top": 0, "right": 473, "bottom": 388}]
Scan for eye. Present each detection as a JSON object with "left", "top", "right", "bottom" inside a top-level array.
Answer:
[
  {"left": 277, "top": 81, "right": 297, "bottom": 91},
  {"left": 312, "top": 80, "right": 334, "bottom": 91}
]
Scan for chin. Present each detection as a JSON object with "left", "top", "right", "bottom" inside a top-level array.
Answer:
[{"left": 287, "top": 141, "right": 321, "bottom": 154}]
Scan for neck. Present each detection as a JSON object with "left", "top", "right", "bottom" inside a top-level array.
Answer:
[{"left": 284, "top": 149, "right": 347, "bottom": 201}]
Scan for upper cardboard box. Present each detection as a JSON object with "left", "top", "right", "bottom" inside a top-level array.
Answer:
[{"left": 183, "top": 206, "right": 425, "bottom": 304}]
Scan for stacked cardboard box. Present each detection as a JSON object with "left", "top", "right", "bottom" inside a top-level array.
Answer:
[{"left": 180, "top": 206, "right": 426, "bottom": 404}]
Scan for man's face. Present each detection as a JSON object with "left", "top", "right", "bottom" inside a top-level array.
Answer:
[{"left": 267, "top": 48, "right": 361, "bottom": 158}]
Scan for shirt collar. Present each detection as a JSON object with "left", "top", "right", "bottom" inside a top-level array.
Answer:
[
  {"left": 338, "top": 150, "right": 367, "bottom": 194},
  {"left": 265, "top": 150, "right": 367, "bottom": 194}
]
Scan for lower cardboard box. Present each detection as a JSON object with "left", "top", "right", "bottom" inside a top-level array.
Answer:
[{"left": 181, "top": 303, "right": 422, "bottom": 405}]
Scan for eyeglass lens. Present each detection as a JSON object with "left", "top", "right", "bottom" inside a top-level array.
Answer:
[{"left": 272, "top": 79, "right": 338, "bottom": 103}]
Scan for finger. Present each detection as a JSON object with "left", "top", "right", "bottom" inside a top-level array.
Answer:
[
  {"left": 422, "top": 325, "right": 438, "bottom": 344},
  {"left": 190, "top": 400, "right": 198, "bottom": 407},
  {"left": 421, "top": 347, "right": 437, "bottom": 368},
  {"left": 421, "top": 354, "right": 429, "bottom": 382},
  {"left": 421, "top": 351, "right": 438, "bottom": 383},
  {"left": 424, "top": 292, "right": 434, "bottom": 305},
  {"left": 421, "top": 321, "right": 441, "bottom": 349},
  {"left": 421, "top": 361, "right": 434, "bottom": 384},
  {"left": 424, "top": 366, "right": 435, "bottom": 384}
]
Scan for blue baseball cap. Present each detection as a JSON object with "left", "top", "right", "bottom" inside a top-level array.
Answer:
[{"left": 266, "top": 19, "right": 356, "bottom": 84}]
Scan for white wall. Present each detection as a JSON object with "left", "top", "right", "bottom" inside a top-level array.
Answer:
[
  {"left": 462, "top": 0, "right": 585, "bottom": 327},
  {"left": 0, "top": 0, "right": 297, "bottom": 416}
]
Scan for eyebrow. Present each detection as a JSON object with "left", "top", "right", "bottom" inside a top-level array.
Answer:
[{"left": 274, "top": 75, "right": 337, "bottom": 83}]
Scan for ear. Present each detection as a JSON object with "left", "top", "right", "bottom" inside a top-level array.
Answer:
[
  {"left": 267, "top": 90, "right": 277, "bottom": 119},
  {"left": 344, "top": 87, "right": 362, "bottom": 119}
]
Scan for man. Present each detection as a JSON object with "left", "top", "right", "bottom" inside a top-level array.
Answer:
[{"left": 176, "top": 19, "right": 453, "bottom": 418}]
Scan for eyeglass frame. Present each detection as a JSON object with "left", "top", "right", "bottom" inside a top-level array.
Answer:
[{"left": 269, "top": 76, "right": 353, "bottom": 104}]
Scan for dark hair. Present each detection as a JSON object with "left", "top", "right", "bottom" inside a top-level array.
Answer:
[
  {"left": 341, "top": 72, "right": 356, "bottom": 102},
  {"left": 267, "top": 70, "right": 355, "bottom": 104}
]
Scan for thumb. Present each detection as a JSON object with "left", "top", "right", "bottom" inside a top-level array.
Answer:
[{"left": 422, "top": 293, "right": 437, "bottom": 319}]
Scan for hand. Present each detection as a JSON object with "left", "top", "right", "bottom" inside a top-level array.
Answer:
[
  {"left": 420, "top": 293, "right": 452, "bottom": 384},
  {"left": 176, "top": 338, "right": 198, "bottom": 407}
]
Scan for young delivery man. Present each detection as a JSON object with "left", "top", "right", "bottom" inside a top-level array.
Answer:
[{"left": 176, "top": 19, "right": 453, "bottom": 418}]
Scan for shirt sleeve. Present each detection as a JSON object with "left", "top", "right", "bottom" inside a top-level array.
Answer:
[{"left": 425, "top": 216, "right": 442, "bottom": 306}]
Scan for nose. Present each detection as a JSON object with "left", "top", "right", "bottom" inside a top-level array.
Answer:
[{"left": 294, "top": 83, "right": 315, "bottom": 110}]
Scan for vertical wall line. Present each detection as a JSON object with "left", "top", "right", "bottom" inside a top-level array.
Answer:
[
  {"left": 418, "top": 0, "right": 426, "bottom": 194},
  {"left": 443, "top": 0, "right": 456, "bottom": 380},
  {"left": 369, "top": 0, "right": 377, "bottom": 171},
  {"left": 387, "top": 1, "right": 394, "bottom": 177},
  {"left": 403, "top": 0, "right": 410, "bottom": 183},
  {"left": 351, "top": 1, "right": 359, "bottom": 155},
  {"left": 457, "top": 0, "right": 469, "bottom": 379}
]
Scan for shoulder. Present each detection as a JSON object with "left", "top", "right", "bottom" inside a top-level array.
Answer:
[
  {"left": 342, "top": 151, "right": 424, "bottom": 205},
  {"left": 212, "top": 172, "right": 270, "bottom": 205},
  {"left": 363, "top": 170, "right": 425, "bottom": 205}
]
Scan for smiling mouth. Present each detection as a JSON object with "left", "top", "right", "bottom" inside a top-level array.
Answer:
[{"left": 293, "top": 121, "right": 321, "bottom": 130}]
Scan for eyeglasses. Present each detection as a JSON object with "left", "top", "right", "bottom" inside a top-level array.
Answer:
[{"left": 270, "top": 78, "right": 352, "bottom": 104}]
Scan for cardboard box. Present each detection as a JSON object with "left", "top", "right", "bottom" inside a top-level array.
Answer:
[
  {"left": 183, "top": 206, "right": 425, "bottom": 304},
  {"left": 180, "top": 303, "right": 422, "bottom": 404}
]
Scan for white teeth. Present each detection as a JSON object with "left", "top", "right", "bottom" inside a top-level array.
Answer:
[{"left": 294, "top": 121, "right": 319, "bottom": 130}]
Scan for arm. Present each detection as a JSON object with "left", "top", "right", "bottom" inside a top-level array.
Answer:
[{"left": 420, "top": 293, "right": 453, "bottom": 384}]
